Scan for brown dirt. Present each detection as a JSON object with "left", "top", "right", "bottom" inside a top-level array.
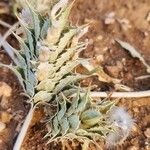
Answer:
[{"left": 0, "top": 0, "right": 150, "bottom": 150}]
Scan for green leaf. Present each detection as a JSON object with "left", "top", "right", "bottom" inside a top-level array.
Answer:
[
  {"left": 57, "top": 88, "right": 77, "bottom": 102},
  {"left": 51, "top": 116, "right": 60, "bottom": 139},
  {"left": 17, "top": 15, "right": 35, "bottom": 59},
  {"left": 87, "top": 126, "right": 114, "bottom": 137},
  {"left": 28, "top": 6, "right": 41, "bottom": 41},
  {"left": 41, "top": 20, "right": 51, "bottom": 38},
  {"left": 36, "top": 79, "right": 56, "bottom": 92},
  {"left": 58, "top": 29, "right": 77, "bottom": 50},
  {"left": 99, "top": 101, "right": 116, "bottom": 114},
  {"left": 13, "top": 33, "right": 31, "bottom": 68},
  {"left": 54, "top": 60, "right": 81, "bottom": 81},
  {"left": 25, "top": 29, "right": 35, "bottom": 60},
  {"left": 76, "top": 129, "right": 102, "bottom": 140},
  {"left": 59, "top": 1, "right": 74, "bottom": 32},
  {"left": 54, "top": 46, "right": 79, "bottom": 71},
  {"left": 26, "top": 70, "right": 37, "bottom": 96},
  {"left": 33, "top": 91, "right": 52, "bottom": 103},
  {"left": 81, "top": 109, "right": 102, "bottom": 127},
  {"left": 68, "top": 115, "right": 80, "bottom": 131},
  {"left": 60, "top": 116, "right": 69, "bottom": 135},
  {"left": 67, "top": 88, "right": 80, "bottom": 116},
  {"left": 25, "top": 81, "right": 34, "bottom": 97},
  {"left": 57, "top": 98, "right": 67, "bottom": 121},
  {"left": 75, "top": 90, "right": 90, "bottom": 113},
  {"left": 53, "top": 74, "right": 87, "bottom": 94}
]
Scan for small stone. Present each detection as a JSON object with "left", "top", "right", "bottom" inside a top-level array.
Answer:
[
  {"left": 1, "top": 112, "right": 12, "bottom": 123},
  {"left": 0, "top": 97, "right": 9, "bottom": 109},
  {"left": 104, "top": 12, "right": 115, "bottom": 25},
  {"left": 127, "top": 146, "right": 138, "bottom": 150},
  {"left": 0, "top": 82, "right": 12, "bottom": 97},
  {"left": 97, "top": 35, "right": 103, "bottom": 41},
  {"left": 96, "top": 55, "right": 104, "bottom": 63},
  {"left": 133, "top": 107, "right": 139, "bottom": 113},
  {"left": 94, "top": 47, "right": 100, "bottom": 52},
  {"left": 146, "top": 11, "right": 150, "bottom": 22},
  {"left": 144, "top": 128, "right": 150, "bottom": 138},
  {"left": 132, "top": 125, "right": 138, "bottom": 132},
  {"left": 118, "top": 18, "right": 132, "bottom": 30},
  {"left": 106, "top": 66, "right": 120, "bottom": 78},
  {"left": 0, "top": 122, "right": 6, "bottom": 132},
  {"left": 104, "top": 18, "right": 115, "bottom": 25},
  {"left": 144, "top": 32, "right": 148, "bottom": 37},
  {"left": 103, "top": 47, "right": 108, "bottom": 52},
  {"left": 88, "top": 39, "right": 94, "bottom": 45}
]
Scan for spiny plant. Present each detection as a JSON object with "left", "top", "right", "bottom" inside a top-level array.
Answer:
[
  {"left": 13, "top": 0, "right": 63, "bottom": 15},
  {"left": 46, "top": 89, "right": 117, "bottom": 144},
  {"left": 0, "top": 0, "right": 133, "bottom": 149}
]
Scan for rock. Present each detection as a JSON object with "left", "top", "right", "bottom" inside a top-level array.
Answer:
[
  {"left": 0, "top": 97, "right": 9, "bottom": 109},
  {"left": 117, "top": 18, "right": 132, "bottom": 30},
  {"left": 0, "top": 122, "right": 6, "bottom": 132},
  {"left": 144, "top": 128, "right": 150, "bottom": 138},
  {"left": 133, "top": 107, "right": 139, "bottom": 113},
  {"left": 106, "top": 65, "right": 120, "bottom": 78},
  {"left": 146, "top": 11, "right": 150, "bottom": 22},
  {"left": 104, "top": 12, "right": 115, "bottom": 25},
  {"left": 0, "top": 82, "right": 12, "bottom": 97},
  {"left": 97, "top": 35, "right": 103, "bottom": 41},
  {"left": 96, "top": 55, "right": 104, "bottom": 63},
  {"left": 127, "top": 146, "right": 138, "bottom": 150},
  {"left": 1, "top": 112, "right": 12, "bottom": 123}
]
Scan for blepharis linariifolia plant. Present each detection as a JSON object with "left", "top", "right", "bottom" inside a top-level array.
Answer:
[{"left": 0, "top": 0, "right": 134, "bottom": 149}]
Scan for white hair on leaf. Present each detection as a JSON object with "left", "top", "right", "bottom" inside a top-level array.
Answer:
[
  {"left": 106, "top": 107, "right": 134, "bottom": 147},
  {"left": 108, "top": 107, "right": 134, "bottom": 131},
  {"left": 106, "top": 129, "right": 128, "bottom": 147}
]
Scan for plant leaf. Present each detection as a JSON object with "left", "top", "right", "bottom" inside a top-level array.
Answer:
[{"left": 68, "top": 115, "right": 80, "bottom": 131}]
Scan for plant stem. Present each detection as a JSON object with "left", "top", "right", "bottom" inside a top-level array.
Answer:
[
  {"left": 0, "top": 22, "right": 20, "bottom": 48},
  {"left": 89, "top": 91, "right": 150, "bottom": 98},
  {"left": 13, "top": 105, "right": 34, "bottom": 150},
  {"left": 0, "top": 19, "right": 12, "bottom": 28},
  {"left": 72, "top": 90, "right": 150, "bottom": 98}
]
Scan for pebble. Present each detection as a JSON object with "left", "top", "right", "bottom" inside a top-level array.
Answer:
[
  {"left": 133, "top": 107, "right": 139, "bottom": 113},
  {"left": 106, "top": 65, "right": 120, "bottom": 78},
  {"left": 1, "top": 112, "right": 12, "bottom": 123},
  {"left": 146, "top": 11, "right": 150, "bottom": 22},
  {"left": 96, "top": 55, "right": 104, "bottom": 63},
  {"left": 144, "top": 128, "right": 150, "bottom": 138},
  {"left": 0, "top": 82, "right": 12, "bottom": 97},
  {"left": 97, "top": 35, "right": 103, "bottom": 41},
  {"left": 0, "top": 97, "right": 9, "bottom": 109},
  {"left": 104, "top": 12, "right": 115, "bottom": 25},
  {"left": 0, "top": 122, "right": 6, "bottom": 132},
  {"left": 127, "top": 146, "right": 138, "bottom": 150},
  {"left": 118, "top": 18, "right": 132, "bottom": 30}
]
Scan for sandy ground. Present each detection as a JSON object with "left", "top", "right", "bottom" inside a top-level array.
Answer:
[{"left": 0, "top": 0, "right": 150, "bottom": 149}]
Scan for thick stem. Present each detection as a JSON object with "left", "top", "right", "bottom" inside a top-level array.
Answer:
[
  {"left": 13, "top": 105, "right": 34, "bottom": 150},
  {"left": 72, "top": 90, "right": 150, "bottom": 98},
  {"left": 89, "top": 91, "right": 150, "bottom": 98}
]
